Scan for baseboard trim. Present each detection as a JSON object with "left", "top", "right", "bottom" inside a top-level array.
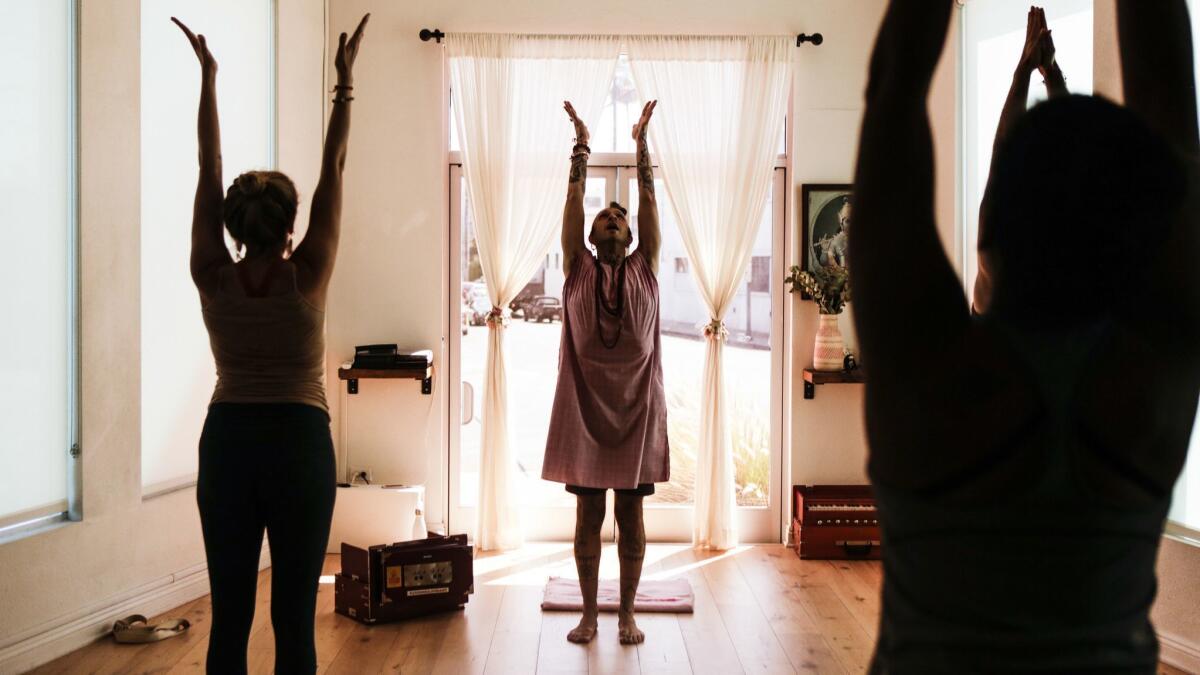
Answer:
[
  {"left": 1160, "top": 630, "right": 1200, "bottom": 674},
  {"left": 0, "top": 543, "right": 269, "bottom": 674}
]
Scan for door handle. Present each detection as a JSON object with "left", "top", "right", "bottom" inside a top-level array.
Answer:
[{"left": 461, "top": 381, "right": 475, "bottom": 425}]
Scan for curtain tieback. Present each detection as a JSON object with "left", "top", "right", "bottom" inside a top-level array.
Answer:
[
  {"left": 700, "top": 319, "right": 728, "bottom": 342},
  {"left": 485, "top": 306, "right": 510, "bottom": 329}
]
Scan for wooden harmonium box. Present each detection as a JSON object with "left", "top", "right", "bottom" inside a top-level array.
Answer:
[
  {"left": 335, "top": 533, "right": 474, "bottom": 625},
  {"left": 791, "top": 485, "right": 881, "bottom": 560}
]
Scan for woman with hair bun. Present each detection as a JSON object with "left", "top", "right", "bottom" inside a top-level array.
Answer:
[{"left": 171, "top": 13, "right": 369, "bottom": 674}]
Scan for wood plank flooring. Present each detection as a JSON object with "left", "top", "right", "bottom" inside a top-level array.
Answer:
[{"left": 25, "top": 544, "right": 1195, "bottom": 674}]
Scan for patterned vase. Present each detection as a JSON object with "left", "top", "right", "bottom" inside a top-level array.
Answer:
[{"left": 813, "top": 313, "right": 845, "bottom": 372}]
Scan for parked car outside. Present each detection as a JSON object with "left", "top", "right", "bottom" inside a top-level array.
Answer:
[
  {"left": 523, "top": 296, "right": 563, "bottom": 323},
  {"left": 509, "top": 287, "right": 540, "bottom": 317}
]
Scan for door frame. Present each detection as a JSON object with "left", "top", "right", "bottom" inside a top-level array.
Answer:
[{"left": 447, "top": 162, "right": 619, "bottom": 541}]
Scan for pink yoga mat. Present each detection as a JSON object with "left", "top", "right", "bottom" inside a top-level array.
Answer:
[{"left": 541, "top": 576, "right": 694, "bottom": 613}]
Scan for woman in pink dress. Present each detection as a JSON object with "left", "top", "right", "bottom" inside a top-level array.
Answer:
[{"left": 543, "top": 100, "right": 668, "bottom": 645}]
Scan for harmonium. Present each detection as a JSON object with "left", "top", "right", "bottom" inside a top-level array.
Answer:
[
  {"left": 335, "top": 533, "right": 474, "bottom": 625},
  {"left": 791, "top": 485, "right": 881, "bottom": 560}
]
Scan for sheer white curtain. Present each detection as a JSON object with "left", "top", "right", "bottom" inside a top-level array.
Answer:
[
  {"left": 448, "top": 34, "right": 620, "bottom": 550},
  {"left": 628, "top": 36, "right": 790, "bottom": 549}
]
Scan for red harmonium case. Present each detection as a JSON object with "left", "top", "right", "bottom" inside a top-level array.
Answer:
[
  {"left": 334, "top": 533, "right": 474, "bottom": 625},
  {"left": 791, "top": 485, "right": 881, "bottom": 560}
]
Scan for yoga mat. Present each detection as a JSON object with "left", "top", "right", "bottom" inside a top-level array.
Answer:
[{"left": 541, "top": 576, "right": 694, "bottom": 613}]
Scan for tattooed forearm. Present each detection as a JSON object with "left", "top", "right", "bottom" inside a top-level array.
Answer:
[
  {"left": 569, "top": 152, "right": 589, "bottom": 186},
  {"left": 636, "top": 139, "right": 654, "bottom": 195}
]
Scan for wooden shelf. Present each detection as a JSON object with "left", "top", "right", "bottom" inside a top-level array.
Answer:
[
  {"left": 338, "top": 365, "right": 433, "bottom": 395},
  {"left": 802, "top": 368, "right": 865, "bottom": 399}
]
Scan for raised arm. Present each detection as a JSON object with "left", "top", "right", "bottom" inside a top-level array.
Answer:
[
  {"left": 1039, "top": 17, "right": 1070, "bottom": 100},
  {"left": 291, "top": 14, "right": 369, "bottom": 305},
  {"left": 562, "top": 101, "right": 590, "bottom": 276},
  {"left": 1118, "top": 1, "right": 1200, "bottom": 337},
  {"left": 173, "top": 18, "right": 229, "bottom": 302},
  {"left": 850, "top": 0, "right": 968, "bottom": 383},
  {"left": 975, "top": 7, "right": 1066, "bottom": 314},
  {"left": 632, "top": 101, "right": 660, "bottom": 274},
  {"left": 1117, "top": 1, "right": 1199, "bottom": 155}
]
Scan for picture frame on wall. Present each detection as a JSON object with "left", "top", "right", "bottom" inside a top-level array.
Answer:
[{"left": 801, "top": 183, "right": 854, "bottom": 279}]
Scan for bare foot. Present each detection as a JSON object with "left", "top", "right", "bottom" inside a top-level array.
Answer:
[
  {"left": 567, "top": 615, "right": 598, "bottom": 644},
  {"left": 617, "top": 611, "right": 644, "bottom": 644}
]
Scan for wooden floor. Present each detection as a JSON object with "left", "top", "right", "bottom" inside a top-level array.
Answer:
[{"left": 28, "top": 544, "right": 1195, "bottom": 675}]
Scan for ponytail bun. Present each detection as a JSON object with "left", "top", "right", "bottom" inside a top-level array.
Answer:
[
  {"left": 223, "top": 171, "right": 299, "bottom": 255},
  {"left": 233, "top": 172, "right": 268, "bottom": 197}
]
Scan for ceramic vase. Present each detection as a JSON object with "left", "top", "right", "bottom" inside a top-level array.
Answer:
[{"left": 813, "top": 313, "right": 844, "bottom": 371}]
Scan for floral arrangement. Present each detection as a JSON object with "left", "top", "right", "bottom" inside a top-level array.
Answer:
[
  {"left": 700, "top": 319, "right": 728, "bottom": 342},
  {"left": 785, "top": 265, "right": 851, "bottom": 315},
  {"left": 484, "top": 306, "right": 510, "bottom": 329}
]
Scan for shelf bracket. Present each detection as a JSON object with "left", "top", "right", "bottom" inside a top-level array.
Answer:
[
  {"left": 347, "top": 378, "right": 359, "bottom": 395},
  {"left": 422, "top": 376, "right": 432, "bottom": 395},
  {"left": 804, "top": 381, "right": 815, "bottom": 400}
]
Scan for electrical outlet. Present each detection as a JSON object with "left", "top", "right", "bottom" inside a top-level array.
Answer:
[{"left": 349, "top": 467, "right": 373, "bottom": 484}]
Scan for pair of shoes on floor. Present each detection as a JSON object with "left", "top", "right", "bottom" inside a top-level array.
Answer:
[{"left": 111, "top": 614, "right": 190, "bottom": 643}]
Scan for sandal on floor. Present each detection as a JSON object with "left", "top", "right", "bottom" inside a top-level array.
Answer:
[{"left": 111, "top": 614, "right": 191, "bottom": 643}]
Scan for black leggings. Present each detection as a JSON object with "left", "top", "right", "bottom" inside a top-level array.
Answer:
[{"left": 197, "top": 403, "right": 336, "bottom": 675}]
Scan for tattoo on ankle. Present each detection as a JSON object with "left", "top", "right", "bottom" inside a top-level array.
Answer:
[{"left": 575, "top": 555, "right": 600, "bottom": 580}]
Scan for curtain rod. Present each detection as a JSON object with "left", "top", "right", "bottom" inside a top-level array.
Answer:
[{"left": 417, "top": 29, "right": 823, "bottom": 47}]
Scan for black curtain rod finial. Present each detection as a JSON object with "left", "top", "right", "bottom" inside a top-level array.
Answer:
[
  {"left": 796, "top": 32, "right": 824, "bottom": 47},
  {"left": 420, "top": 28, "right": 445, "bottom": 43}
]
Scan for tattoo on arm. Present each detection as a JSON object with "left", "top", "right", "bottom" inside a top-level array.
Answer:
[
  {"left": 569, "top": 153, "right": 588, "bottom": 185},
  {"left": 636, "top": 141, "right": 654, "bottom": 195}
]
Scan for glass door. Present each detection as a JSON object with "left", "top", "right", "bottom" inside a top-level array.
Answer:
[
  {"left": 621, "top": 168, "right": 786, "bottom": 543},
  {"left": 448, "top": 165, "right": 619, "bottom": 541}
]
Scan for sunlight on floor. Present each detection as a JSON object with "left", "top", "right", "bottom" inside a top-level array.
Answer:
[{"left": 316, "top": 543, "right": 754, "bottom": 590}]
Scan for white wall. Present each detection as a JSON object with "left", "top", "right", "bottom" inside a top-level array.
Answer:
[
  {"left": 324, "top": 0, "right": 961, "bottom": 527},
  {"left": 0, "top": 1, "right": 325, "bottom": 669},
  {"left": 788, "top": 4, "right": 960, "bottom": 487}
]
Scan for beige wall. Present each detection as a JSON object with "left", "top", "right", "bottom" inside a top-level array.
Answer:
[
  {"left": 0, "top": 0, "right": 325, "bottom": 666},
  {"left": 322, "top": 0, "right": 962, "bottom": 527},
  {"left": 1154, "top": 535, "right": 1200, "bottom": 669}
]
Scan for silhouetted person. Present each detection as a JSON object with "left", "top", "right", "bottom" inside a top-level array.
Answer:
[
  {"left": 974, "top": 6, "right": 1069, "bottom": 315},
  {"left": 172, "top": 14, "right": 368, "bottom": 674},
  {"left": 851, "top": 1, "right": 1198, "bottom": 672},
  {"left": 542, "top": 100, "right": 666, "bottom": 645}
]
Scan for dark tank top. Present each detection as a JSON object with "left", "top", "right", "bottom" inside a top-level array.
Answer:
[{"left": 869, "top": 317, "right": 1169, "bottom": 674}]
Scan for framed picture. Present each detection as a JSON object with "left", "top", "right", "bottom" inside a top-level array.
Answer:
[{"left": 801, "top": 184, "right": 853, "bottom": 276}]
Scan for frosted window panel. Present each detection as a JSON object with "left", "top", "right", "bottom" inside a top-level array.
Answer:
[
  {"left": 962, "top": 0, "right": 1093, "bottom": 299},
  {"left": 141, "top": 0, "right": 273, "bottom": 492},
  {"left": 0, "top": 0, "right": 72, "bottom": 521},
  {"left": 1170, "top": 0, "right": 1200, "bottom": 533}
]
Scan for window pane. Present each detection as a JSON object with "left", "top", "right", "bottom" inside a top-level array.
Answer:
[
  {"left": 962, "top": 1, "right": 1093, "bottom": 298},
  {"left": 458, "top": 174, "right": 610, "bottom": 509},
  {"left": 0, "top": 0, "right": 72, "bottom": 520},
  {"left": 1170, "top": 0, "right": 1200, "bottom": 533},
  {"left": 141, "top": 0, "right": 273, "bottom": 492},
  {"left": 594, "top": 55, "right": 640, "bottom": 153},
  {"left": 628, "top": 174, "right": 776, "bottom": 507}
]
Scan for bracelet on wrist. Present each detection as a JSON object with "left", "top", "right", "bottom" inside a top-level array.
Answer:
[
  {"left": 572, "top": 142, "right": 591, "bottom": 155},
  {"left": 332, "top": 95, "right": 355, "bottom": 104}
]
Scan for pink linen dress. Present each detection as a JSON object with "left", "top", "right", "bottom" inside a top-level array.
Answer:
[{"left": 541, "top": 249, "right": 670, "bottom": 489}]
